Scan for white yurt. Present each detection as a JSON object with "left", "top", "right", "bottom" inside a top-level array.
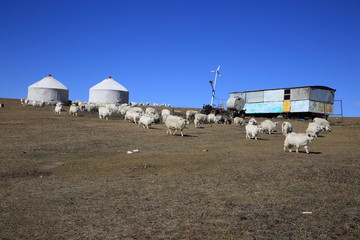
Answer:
[
  {"left": 27, "top": 74, "right": 69, "bottom": 104},
  {"left": 89, "top": 76, "right": 129, "bottom": 104}
]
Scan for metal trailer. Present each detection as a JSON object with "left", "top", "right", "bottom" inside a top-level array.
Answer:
[{"left": 229, "top": 86, "right": 336, "bottom": 119}]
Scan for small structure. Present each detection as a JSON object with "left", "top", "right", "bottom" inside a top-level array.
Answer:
[
  {"left": 89, "top": 76, "right": 129, "bottom": 104},
  {"left": 27, "top": 74, "right": 69, "bottom": 104},
  {"left": 229, "top": 86, "right": 336, "bottom": 118}
]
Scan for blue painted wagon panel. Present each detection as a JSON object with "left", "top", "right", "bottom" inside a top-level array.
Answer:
[{"left": 244, "top": 102, "right": 283, "bottom": 113}]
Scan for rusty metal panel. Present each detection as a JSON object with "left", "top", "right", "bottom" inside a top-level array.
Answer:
[
  {"left": 264, "top": 89, "right": 284, "bottom": 102},
  {"left": 309, "top": 101, "right": 334, "bottom": 114},
  {"left": 310, "top": 88, "right": 335, "bottom": 103},
  {"left": 291, "top": 100, "right": 310, "bottom": 112},
  {"left": 246, "top": 91, "right": 264, "bottom": 103},
  {"left": 290, "top": 87, "right": 310, "bottom": 100}
]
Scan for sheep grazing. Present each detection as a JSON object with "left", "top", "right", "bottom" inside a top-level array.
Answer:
[
  {"left": 165, "top": 118, "right": 188, "bottom": 137},
  {"left": 281, "top": 121, "right": 292, "bottom": 135},
  {"left": 313, "top": 117, "right": 331, "bottom": 132},
  {"left": 20, "top": 98, "right": 29, "bottom": 106},
  {"left": 54, "top": 102, "right": 63, "bottom": 115},
  {"left": 233, "top": 117, "right": 245, "bottom": 126},
  {"left": 306, "top": 122, "right": 323, "bottom": 137},
  {"left": 284, "top": 132, "right": 314, "bottom": 154},
  {"left": 260, "top": 119, "right": 278, "bottom": 134},
  {"left": 98, "top": 106, "right": 112, "bottom": 120},
  {"left": 69, "top": 104, "right": 79, "bottom": 116},
  {"left": 245, "top": 123, "right": 262, "bottom": 140},
  {"left": 138, "top": 115, "right": 155, "bottom": 129}
]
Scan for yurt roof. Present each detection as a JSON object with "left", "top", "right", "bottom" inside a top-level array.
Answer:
[
  {"left": 28, "top": 75, "right": 68, "bottom": 90},
  {"left": 90, "top": 76, "right": 128, "bottom": 91}
]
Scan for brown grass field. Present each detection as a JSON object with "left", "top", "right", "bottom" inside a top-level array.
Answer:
[{"left": 1, "top": 98, "right": 359, "bottom": 239}]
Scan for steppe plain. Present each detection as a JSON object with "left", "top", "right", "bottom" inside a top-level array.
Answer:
[{"left": 1, "top": 98, "right": 359, "bottom": 239}]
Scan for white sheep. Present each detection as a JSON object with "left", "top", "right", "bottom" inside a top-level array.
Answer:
[
  {"left": 138, "top": 115, "right": 155, "bottom": 129},
  {"left": 248, "top": 117, "right": 257, "bottom": 125},
  {"left": 54, "top": 103, "right": 63, "bottom": 115},
  {"left": 207, "top": 113, "right": 216, "bottom": 124},
  {"left": 69, "top": 104, "right": 79, "bottom": 116},
  {"left": 98, "top": 106, "right": 112, "bottom": 120},
  {"left": 284, "top": 132, "right": 314, "bottom": 154},
  {"left": 124, "top": 110, "right": 142, "bottom": 123},
  {"left": 245, "top": 123, "right": 262, "bottom": 140},
  {"left": 233, "top": 117, "right": 245, "bottom": 126},
  {"left": 306, "top": 122, "right": 323, "bottom": 137},
  {"left": 260, "top": 119, "right": 278, "bottom": 134},
  {"left": 185, "top": 110, "right": 198, "bottom": 122},
  {"left": 161, "top": 109, "right": 171, "bottom": 123},
  {"left": 313, "top": 117, "right": 331, "bottom": 132},
  {"left": 145, "top": 108, "right": 160, "bottom": 123},
  {"left": 214, "top": 114, "right": 224, "bottom": 124},
  {"left": 32, "top": 100, "right": 45, "bottom": 107},
  {"left": 194, "top": 113, "right": 207, "bottom": 128},
  {"left": 281, "top": 121, "right": 293, "bottom": 135},
  {"left": 165, "top": 118, "right": 188, "bottom": 137}
]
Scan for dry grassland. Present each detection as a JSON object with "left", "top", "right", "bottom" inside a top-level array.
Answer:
[{"left": 0, "top": 98, "right": 359, "bottom": 239}]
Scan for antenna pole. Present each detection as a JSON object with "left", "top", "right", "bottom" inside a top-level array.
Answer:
[{"left": 210, "top": 65, "right": 220, "bottom": 106}]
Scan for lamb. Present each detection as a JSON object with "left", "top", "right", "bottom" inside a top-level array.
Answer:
[
  {"left": 233, "top": 117, "right": 245, "bottom": 126},
  {"left": 313, "top": 117, "right": 331, "bottom": 132},
  {"left": 194, "top": 113, "right": 207, "bottom": 128},
  {"left": 138, "top": 115, "right": 155, "bottom": 129},
  {"left": 260, "top": 119, "right": 278, "bottom": 134},
  {"left": 306, "top": 122, "right": 323, "bottom": 137},
  {"left": 98, "top": 106, "right": 112, "bottom": 120},
  {"left": 165, "top": 118, "right": 188, "bottom": 137},
  {"left": 281, "top": 121, "right": 292, "bottom": 135},
  {"left": 284, "top": 132, "right": 314, "bottom": 154},
  {"left": 69, "top": 104, "right": 79, "bottom": 116},
  {"left": 245, "top": 123, "right": 262, "bottom": 140}
]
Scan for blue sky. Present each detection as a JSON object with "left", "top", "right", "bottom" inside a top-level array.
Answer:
[{"left": 0, "top": 0, "right": 359, "bottom": 116}]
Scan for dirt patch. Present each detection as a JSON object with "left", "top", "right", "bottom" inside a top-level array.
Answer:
[{"left": 1, "top": 98, "right": 360, "bottom": 239}]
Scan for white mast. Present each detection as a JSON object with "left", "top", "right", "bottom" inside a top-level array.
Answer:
[{"left": 209, "top": 65, "right": 221, "bottom": 106}]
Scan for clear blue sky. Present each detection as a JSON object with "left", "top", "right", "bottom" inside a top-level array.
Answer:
[{"left": 1, "top": 0, "right": 359, "bottom": 116}]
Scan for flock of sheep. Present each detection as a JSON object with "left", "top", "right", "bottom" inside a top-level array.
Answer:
[
  {"left": 242, "top": 117, "right": 331, "bottom": 154},
  {"left": 21, "top": 98, "right": 332, "bottom": 154}
]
